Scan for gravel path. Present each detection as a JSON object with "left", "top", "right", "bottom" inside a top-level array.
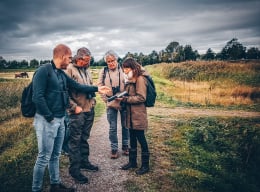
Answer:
[{"left": 59, "top": 113, "right": 132, "bottom": 192}]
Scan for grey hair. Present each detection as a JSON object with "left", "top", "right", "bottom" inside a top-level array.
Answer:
[{"left": 104, "top": 50, "right": 118, "bottom": 62}]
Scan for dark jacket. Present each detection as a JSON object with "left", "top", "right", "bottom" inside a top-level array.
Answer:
[
  {"left": 124, "top": 73, "right": 148, "bottom": 130},
  {"left": 32, "top": 62, "right": 98, "bottom": 122}
]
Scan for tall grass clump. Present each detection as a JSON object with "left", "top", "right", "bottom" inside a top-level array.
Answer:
[
  {"left": 0, "top": 132, "right": 38, "bottom": 192},
  {"left": 168, "top": 117, "right": 260, "bottom": 192},
  {"left": 0, "top": 79, "right": 30, "bottom": 122}
]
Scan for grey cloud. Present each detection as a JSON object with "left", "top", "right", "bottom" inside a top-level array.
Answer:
[{"left": 0, "top": 0, "right": 259, "bottom": 60}]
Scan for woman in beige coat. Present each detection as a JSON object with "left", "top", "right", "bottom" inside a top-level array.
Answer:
[{"left": 119, "top": 58, "right": 150, "bottom": 175}]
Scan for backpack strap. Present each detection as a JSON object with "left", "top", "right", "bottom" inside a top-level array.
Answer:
[{"left": 102, "top": 66, "right": 108, "bottom": 85}]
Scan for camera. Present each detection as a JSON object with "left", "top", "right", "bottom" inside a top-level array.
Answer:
[
  {"left": 86, "top": 92, "right": 96, "bottom": 99},
  {"left": 112, "top": 86, "right": 120, "bottom": 95}
]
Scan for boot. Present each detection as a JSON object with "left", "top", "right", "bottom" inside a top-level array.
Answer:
[
  {"left": 121, "top": 149, "right": 137, "bottom": 170},
  {"left": 69, "top": 172, "right": 88, "bottom": 184},
  {"left": 136, "top": 152, "right": 150, "bottom": 175}
]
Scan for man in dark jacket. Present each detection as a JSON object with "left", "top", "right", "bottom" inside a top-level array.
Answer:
[{"left": 31, "top": 44, "right": 110, "bottom": 192}]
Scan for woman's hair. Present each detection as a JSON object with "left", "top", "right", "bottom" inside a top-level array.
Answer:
[
  {"left": 103, "top": 50, "right": 118, "bottom": 62},
  {"left": 122, "top": 57, "right": 142, "bottom": 77}
]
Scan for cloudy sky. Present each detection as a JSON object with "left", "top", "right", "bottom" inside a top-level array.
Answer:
[{"left": 0, "top": 0, "right": 259, "bottom": 61}]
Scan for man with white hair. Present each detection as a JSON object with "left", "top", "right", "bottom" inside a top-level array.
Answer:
[{"left": 98, "top": 50, "right": 129, "bottom": 159}]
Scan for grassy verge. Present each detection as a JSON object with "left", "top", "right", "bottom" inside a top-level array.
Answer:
[{"left": 125, "top": 105, "right": 260, "bottom": 192}]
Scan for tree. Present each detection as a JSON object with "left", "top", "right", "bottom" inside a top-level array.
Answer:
[
  {"left": 174, "top": 45, "right": 184, "bottom": 62},
  {"left": 184, "top": 45, "right": 196, "bottom": 61},
  {"left": 221, "top": 38, "right": 246, "bottom": 60},
  {"left": 30, "top": 59, "right": 39, "bottom": 68},
  {"left": 148, "top": 50, "right": 159, "bottom": 65},
  {"left": 166, "top": 41, "right": 179, "bottom": 61},
  {"left": 246, "top": 47, "right": 260, "bottom": 59},
  {"left": 20, "top": 60, "right": 29, "bottom": 68},
  {"left": 0, "top": 57, "right": 7, "bottom": 69},
  {"left": 202, "top": 48, "right": 215, "bottom": 60}
]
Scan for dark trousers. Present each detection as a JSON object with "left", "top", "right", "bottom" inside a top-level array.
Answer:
[
  {"left": 129, "top": 129, "right": 149, "bottom": 153},
  {"left": 68, "top": 109, "right": 95, "bottom": 174}
]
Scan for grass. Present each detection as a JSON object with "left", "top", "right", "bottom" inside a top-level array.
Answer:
[
  {"left": 125, "top": 106, "right": 260, "bottom": 192},
  {"left": 146, "top": 61, "right": 260, "bottom": 111}
]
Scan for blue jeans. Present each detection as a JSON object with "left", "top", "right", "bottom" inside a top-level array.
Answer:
[
  {"left": 107, "top": 107, "right": 129, "bottom": 151},
  {"left": 32, "top": 113, "right": 65, "bottom": 192}
]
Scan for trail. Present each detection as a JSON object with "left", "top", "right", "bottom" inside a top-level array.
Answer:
[{"left": 58, "top": 113, "right": 132, "bottom": 192}]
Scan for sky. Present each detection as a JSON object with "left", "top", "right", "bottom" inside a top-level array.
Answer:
[{"left": 0, "top": 0, "right": 259, "bottom": 61}]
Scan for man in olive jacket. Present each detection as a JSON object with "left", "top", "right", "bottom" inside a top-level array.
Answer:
[{"left": 64, "top": 47, "right": 98, "bottom": 184}]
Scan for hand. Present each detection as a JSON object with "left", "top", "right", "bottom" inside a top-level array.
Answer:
[
  {"left": 75, "top": 106, "right": 82, "bottom": 114},
  {"left": 98, "top": 86, "right": 111, "bottom": 94}
]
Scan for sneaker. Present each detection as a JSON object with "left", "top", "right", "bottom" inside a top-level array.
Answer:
[
  {"left": 123, "top": 148, "right": 129, "bottom": 156},
  {"left": 50, "top": 183, "right": 75, "bottom": 192},
  {"left": 70, "top": 173, "right": 89, "bottom": 184},
  {"left": 81, "top": 163, "right": 99, "bottom": 172},
  {"left": 111, "top": 150, "right": 119, "bottom": 159}
]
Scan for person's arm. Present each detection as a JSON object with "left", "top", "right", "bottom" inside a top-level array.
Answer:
[
  {"left": 64, "top": 66, "right": 81, "bottom": 114},
  {"left": 125, "top": 76, "right": 147, "bottom": 104},
  {"left": 63, "top": 71, "right": 110, "bottom": 94},
  {"left": 32, "top": 66, "right": 53, "bottom": 122}
]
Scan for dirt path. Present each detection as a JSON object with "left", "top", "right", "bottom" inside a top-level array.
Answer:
[
  {"left": 147, "top": 106, "right": 260, "bottom": 118},
  {"left": 59, "top": 113, "right": 132, "bottom": 192},
  {"left": 59, "top": 106, "right": 260, "bottom": 192}
]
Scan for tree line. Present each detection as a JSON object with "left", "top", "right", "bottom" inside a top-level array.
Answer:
[{"left": 0, "top": 38, "right": 259, "bottom": 69}]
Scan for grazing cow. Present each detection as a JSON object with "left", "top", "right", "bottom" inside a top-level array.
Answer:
[{"left": 15, "top": 72, "right": 29, "bottom": 78}]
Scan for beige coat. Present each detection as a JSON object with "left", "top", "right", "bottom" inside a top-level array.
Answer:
[
  {"left": 97, "top": 65, "right": 125, "bottom": 110},
  {"left": 124, "top": 74, "right": 148, "bottom": 130},
  {"left": 65, "top": 63, "right": 96, "bottom": 113}
]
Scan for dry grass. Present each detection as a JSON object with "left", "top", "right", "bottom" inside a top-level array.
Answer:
[
  {"left": 172, "top": 80, "right": 258, "bottom": 106},
  {"left": 0, "top": 116, "right": 33, "bottom": 151},
  {"left": 147, "top": 60, "right": 260, "bottom": 108}
]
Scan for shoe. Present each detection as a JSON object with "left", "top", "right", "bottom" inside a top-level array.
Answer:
[
  {"left": 50, "top": 183, "right": 75, "bottom": 192},
  {"left": 111, "top": 150, "right": 119, "bottom": 159},
  {"left": 81, "top": 163, "right": 99, "bottom": 172},
  {"left": 121, "top": 162, "right": 137, "bottom": 170},
  {"left": 122, "top": 145, "right": 129, "bottom": 156},
  {"left": 135, "top": 166, "right": 150, "bottom": 175},
  {"left": 70, "top": 173, "right": 89, "bottom": 184},
  {"left": 122, "top": 148, "right": 129, "bottom": 156}
]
